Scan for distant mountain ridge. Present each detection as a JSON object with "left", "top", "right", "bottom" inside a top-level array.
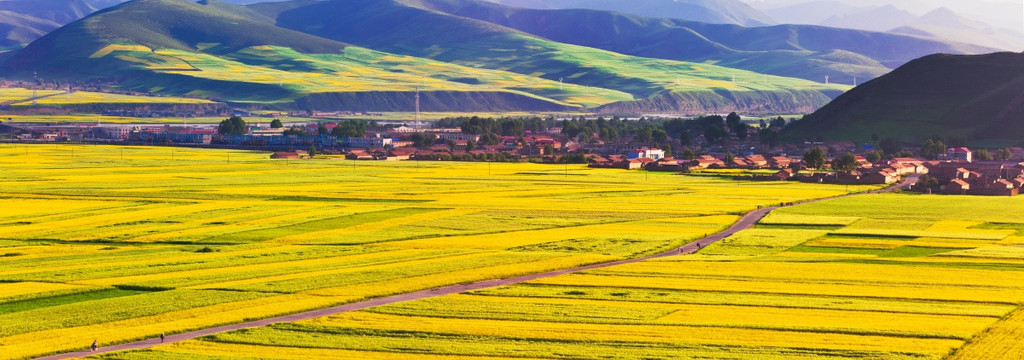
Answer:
[
  {"left": 413, "top": 0, "right": 995, "bottom": 82},
  {"left": 260, "top": 0, "right": 994, "bottom": 87},
  {"left": 784, "top": 52, "right": 1024, "bottom": 145},
  {"left": 0, "top": 10, "right": 60, "bottom": 49},
  {"left": 0, "top": 0, "right": 99, "bottom": 48},
  {"left": 259, "top": 0, "right": 848, "bottom": 113},
  {"left": 1, "top": 0, "right": 850, "bottom": 114},
  {"left": 486, "top": 0, "right": 775, "bottom": 26},
  {"left": 753, "top": 0, "right": 1024, "bottom": 52}
]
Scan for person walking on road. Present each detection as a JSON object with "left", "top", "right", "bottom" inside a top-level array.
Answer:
[
  {"left": 160, "top": 333, "right": 165, "bottom": 343},
  {"left": 91, "top": 340, "right": 98, "bottom": 352}
]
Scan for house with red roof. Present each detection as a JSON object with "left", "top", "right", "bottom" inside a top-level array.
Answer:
[{"left": 947, "top": 147, "right": 973, "bottom": 162}]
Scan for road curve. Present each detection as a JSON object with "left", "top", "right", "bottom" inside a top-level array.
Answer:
[{"left": 34, "top": 176, "right": 917, "bottom": 360}]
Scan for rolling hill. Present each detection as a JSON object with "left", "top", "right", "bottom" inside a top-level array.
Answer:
[
  {"left": 262, "top": 0, "right": 848, "bottom": 113},
  {"left": 392, "top": 0, "right": 994, "bottom": 84},
  {"left": 2, "top": 0, "right": 849, "bottom": 114},
  {"left": 0, "top": 10, "right": 60, "bottom": 49},
  {"left": 2, "top": 0, "right": 609, "bottom": 111},
  {"left": 0, "top": 0, "right": 98, "bottom": 48},
  {"left": 783, "top": 52, "right": 1024, "bottom": 145},
  {"left": 485, "top": 0, "right": 775, "bottom": 27}
]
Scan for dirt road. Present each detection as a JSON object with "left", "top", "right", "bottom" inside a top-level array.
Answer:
[{"left": 34, "top": 177, "right": 916, "bottom": 360}]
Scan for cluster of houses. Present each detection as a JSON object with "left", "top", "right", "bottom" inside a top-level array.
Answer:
[
  {"left": 920, "top": 161, "right": 1024, "bottom": 196},
  {"left": 6, "top": 118, "right": 1024, "bottom": 196},
  {"left": 585, "top": 146, "right": 1024, "bottom": 192}
]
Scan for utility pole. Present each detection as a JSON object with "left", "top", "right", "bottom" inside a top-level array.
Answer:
[{"left": 415, "top": 86, "right": 420, "bottom": 122}]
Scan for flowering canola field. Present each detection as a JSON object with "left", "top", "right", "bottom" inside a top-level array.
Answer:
[
  {"left": 105, "top": 190, "right": 1024, "bottom": 359},
  {"left": 0, "top": 144, "right": 864, "bottom": 359}
]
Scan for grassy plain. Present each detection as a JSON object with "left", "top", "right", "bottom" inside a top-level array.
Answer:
[
  {"left": 109, "top": 193, "right": 1024, "bottom": 360},
  {"left": 0, "top": 144, "right": 866, "bottom": 359}
]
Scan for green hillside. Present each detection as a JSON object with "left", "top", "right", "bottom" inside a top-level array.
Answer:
[
  {"left": 266, "top": 0, "right": 848, "bottom": 113},
  {"left": 2, "top": 0, "right": 849, "bottom": 113},
  {"left": 783, "top": 52, "right": 1024, "bottom": 145},
  {"left": 488, "top": 0, "right": 775, "bottom": 27},
  {"left": 386, "top": 0, "right": 995, "bottom": 83},
  {"left": 2, "top": 0, "right": 628, "bottom": 111}
]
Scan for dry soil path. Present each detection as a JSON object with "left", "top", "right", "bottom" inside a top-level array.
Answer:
[{"left": 35, "top": 175, "right": 918, "bottom": 360}]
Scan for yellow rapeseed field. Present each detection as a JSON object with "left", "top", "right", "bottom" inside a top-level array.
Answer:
[
  {"left": 122, "top": 192, "right": 1024, "bottom": 360},
  {"left": 0, "top": 144, "right": 868, "bottom": 359},
  {"left": 7, "top": 144, "right": 1022, "bottom": 360}
]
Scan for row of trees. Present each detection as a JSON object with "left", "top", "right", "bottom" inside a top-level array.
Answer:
[
  {"left": 220, "top": 117, "right": 370, "bottom": 138},
  {"left": 438, "top": 113, "right": 790, "bottom": 149},
  {"left": 799, "top": 148, "right": 857, "bottom": 172},
  {"left": 436, "top": 116, "right": 559, "bottom": 137}
]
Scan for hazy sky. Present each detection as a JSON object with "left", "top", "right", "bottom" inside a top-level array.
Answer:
[{"left": 744, "top": 0, "right": 1023, "bottom": 33}]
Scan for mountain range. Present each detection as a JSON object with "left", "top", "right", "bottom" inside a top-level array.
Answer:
[
  {"left": 0, "top": 0, "right": 1012, "bottom": 116},
  {"left": 484, "top": 0, "right": 775, "bottom": 27},
  {"left": 756, "top": 0, "right": 1024, "bottom": 52}
]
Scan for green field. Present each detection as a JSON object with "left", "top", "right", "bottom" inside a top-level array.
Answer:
[
  {"left": 0, "top": 144, "right": 870, "bottom": 359},
  {"left": 99, "top": 193, "right": 1024, "bottom": 360}
]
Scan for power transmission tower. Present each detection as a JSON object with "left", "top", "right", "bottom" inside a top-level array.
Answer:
[{"left": 415, "top": 86, "right": 420, "bottom": 122}]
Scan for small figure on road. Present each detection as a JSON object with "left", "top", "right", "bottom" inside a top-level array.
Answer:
[
  {"left": 160, "top": 333, "right": 165, "bottom": 343},
  {"left": 696, "top": 242, "right": 701, "bottom": 249},
  {"left": 91, "top": 340, "right": 98, "bottom": 352}
]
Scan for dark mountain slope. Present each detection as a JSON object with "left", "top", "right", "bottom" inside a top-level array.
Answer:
[{"left": 784, "top": 52, "right": 1024, "bottom": 144}]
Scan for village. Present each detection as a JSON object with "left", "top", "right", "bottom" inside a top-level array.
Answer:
[{"left": 3, "top": 115, "right": 1024, "bottom": 196}]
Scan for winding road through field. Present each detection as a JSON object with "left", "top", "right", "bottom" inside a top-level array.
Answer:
[{"left": 34, "top": 175, "right": 918, "bottom": 360}]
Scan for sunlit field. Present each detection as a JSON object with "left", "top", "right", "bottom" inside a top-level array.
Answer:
[
  {"left": 0, "top": 87, "right": 214, "bottom": 108},
  {"left": 0, "top": 144, "right": 869, "bottom": 359},
  {"left": 9, "top": 91, "right": 214, "bottom": 107},
  {"left": 112, "top": 192, "right": 1024, "bottom": 360}
]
